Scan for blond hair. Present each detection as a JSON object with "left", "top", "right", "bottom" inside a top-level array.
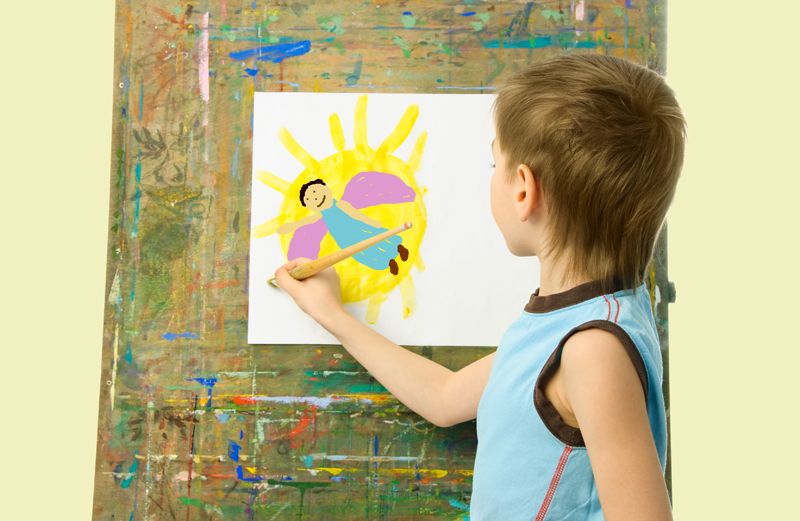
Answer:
[{"left": 493, "top": 54, "right": 686, "bottom": 293}]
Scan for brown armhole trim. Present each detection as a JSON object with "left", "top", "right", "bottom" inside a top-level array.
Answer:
[{"left": 533, "top": 320, "right": 649, "bottom": 448}]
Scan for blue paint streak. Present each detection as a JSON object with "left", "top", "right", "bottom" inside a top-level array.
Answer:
[
  {"left": 229, "top": 40, "right": 311, "bottom": 63},
  {"left": 236, "top": 465, "right": 265, "bottom": 482},
  {"left": 229, "top": 441, "right": 241, "bottom": 462},
  {"left": 373, "top": 434, "right": 378, "bottom": 456},
  {"left": 461, "top": 11, "right": 476, "bottom": 16},
  {"left": 124, "top": 342, "right": 133, "bottom": 364},
  {"left": 189, "top": 376, "right": 218, "bottom": 408},
  {"left": 402, "top": 11, "right": 412, "bottom": 15},
  {"left": 162, "top": 331, "right": 200, "bottom": 341},
  {"left": 120, "top": 457, "right": 139, "bottom": 489},
  {"left": 239, "top": 429, "right": 244, "bottom": 440},
  {"left": 346, "top": 55, "right": 362, "bottom": 87},
  {"left": 449, "top": 499, "right": 469, "bottom": 510},
  {"left": 244, "top": 67, "right": 259, "bottom": 76},
  {"left": 482, "top": 36, "right": 597, "bottom": 49},
  {"left": 626, "top": 0, "right": 633, "bottom": 7},
  {"left": 131, "top": 153, "right": 141, "bottom": 238}
]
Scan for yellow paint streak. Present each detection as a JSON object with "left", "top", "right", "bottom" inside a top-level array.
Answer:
[
  {"left": 398, "top": 275, "right": 416, "bottom": 318},
  {"left": 353, "top": 95, "right": 371, "bottom": 155},
  {"left": 256, "top": 169, "right": 291, "bottom": 194},
  {"left": 406, "top": 131, "right": 428, "bottom": 176},
  {"left": 329, "top": 113, "right": 346, "bottom": 151},
  {"left": 297, "top": 466, "right": 473, "bottom": 478},
  {"left": 366, "top": 293, "right": 387, "bottom": 324},
  {"left": 413, "top": 253, "right": 426, "bottom": 273},
  {"left": 389, "top": 468, "right": 449, "bottom": 478},
  {"left": 253, "top": 216, "right": 282, "bottom": 238},
  {"left": 377, "top": 104, "right": 419, "bottom": 156},
  {"left": 302, "top": 467, "right": 346, "bottom": 476},
  {"left": 279, "top": 127, "right": 319, "bottom": 169}
]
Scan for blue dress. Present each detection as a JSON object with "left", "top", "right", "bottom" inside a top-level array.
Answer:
[{"left": 320, "top": 199, "right": 401, "bottom": 270}]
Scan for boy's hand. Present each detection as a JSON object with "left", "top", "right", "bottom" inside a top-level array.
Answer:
[{"left": 274, "top": 257, "right": 344, "bottom": 322}]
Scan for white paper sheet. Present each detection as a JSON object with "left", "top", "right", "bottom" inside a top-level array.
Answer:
[{"left": 248, "top": 92, "right": 539, "bottom": 346}]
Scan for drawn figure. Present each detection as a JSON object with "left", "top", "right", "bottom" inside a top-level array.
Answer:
[{"left": 278, "top": 176, "right": 411, "bottom": 275}]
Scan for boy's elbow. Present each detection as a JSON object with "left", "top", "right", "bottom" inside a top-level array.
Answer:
[{"left": 431, "top": 413, "right": 455, "bottom": 428}]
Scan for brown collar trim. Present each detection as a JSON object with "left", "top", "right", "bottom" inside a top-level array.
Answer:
[{"left": 524, "top": 278, "right": 628, "bottom": 313}]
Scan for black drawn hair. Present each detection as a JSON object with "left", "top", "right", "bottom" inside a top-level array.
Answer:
[{"left": 299, "top": 179, "right": 326, "bottom": 206}]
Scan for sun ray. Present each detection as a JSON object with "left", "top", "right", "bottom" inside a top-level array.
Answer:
[
  {"left": 398, "top": 275, "right": 417, "bottom": 318},
  {"left": 329, "top": 113, "right": 346, "bottom": 151},
  {"left": 377, "top": 104, "right": 419, "bottom": 156},
  {"left": 279, "top": 127, "right": 320, "bottom": 169},
  {"left": 354, "top": 95, "right": 371, "bottom": 154},
  {"left": 406, "top": 131, "right": 428, "bottom": 176},
  {"left": 413, "top": 254, "right": 426, "bottom": 273},
  {"left": 365, "top": 292, "right": 387, "bottom": 324},
  {"left": 256, "top": 170, "right": 291, "bottom": 195},
  {"left": 252, "top": 215, "right": 282, "bottom": 238}
]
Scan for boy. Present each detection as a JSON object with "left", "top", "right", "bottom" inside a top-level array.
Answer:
[{"left": 274, "top": 54, "right": 685, "bottom": 520}]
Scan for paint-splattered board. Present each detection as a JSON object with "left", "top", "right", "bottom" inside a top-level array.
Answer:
[{"left": 93, "top": 1, "right": 671, "bottom": 519}]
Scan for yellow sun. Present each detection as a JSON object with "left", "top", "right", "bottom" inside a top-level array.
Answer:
[{"left": 254, "top": 95, "right": 428, "bottom": 323}]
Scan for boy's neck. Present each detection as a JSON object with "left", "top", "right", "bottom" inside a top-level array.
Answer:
[{"left": 536, "top": 256, "right": 592, "bottom": 297}]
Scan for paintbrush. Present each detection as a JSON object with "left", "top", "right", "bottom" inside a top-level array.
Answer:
[{"left": 268, "top": 221, "right": 413, "bottom": 287}]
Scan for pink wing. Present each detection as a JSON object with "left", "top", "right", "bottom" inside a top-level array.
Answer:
[
  {"left": 342, "top": 171, "right": 416, "bottom": 209},
  {"left": 287, "top": 219, "right": 328, "bottom": 261}
]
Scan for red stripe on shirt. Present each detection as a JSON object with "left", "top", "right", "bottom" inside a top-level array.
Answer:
[{"left": 535, "top": 445, "right": 573, "bottom": 521}]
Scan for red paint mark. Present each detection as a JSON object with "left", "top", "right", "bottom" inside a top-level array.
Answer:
[
  {"left": 233, "top": 395, "right": 257, "bottom": 405},
  {"left": 535, "top": 445, "right": 573, "bottom": 521},
  {"left": 288, "top": 406, "right": 317, "bottom": 448}
]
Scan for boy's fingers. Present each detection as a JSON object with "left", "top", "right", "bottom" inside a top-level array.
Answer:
[{"left": 275, "top": 257, "right": 310, "bottom": 277}]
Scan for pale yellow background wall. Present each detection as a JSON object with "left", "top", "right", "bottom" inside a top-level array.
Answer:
[{"left": 2, "top": 1, "right": 797, "bottom": 519}]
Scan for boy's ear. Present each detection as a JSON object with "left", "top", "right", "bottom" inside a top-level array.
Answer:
[{"left": 514, "top": 163, "right": 539, "bottom": 222}]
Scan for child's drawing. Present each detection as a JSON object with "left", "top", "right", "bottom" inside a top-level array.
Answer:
[
  {"left": 253, "top": 94, "right": 428, "bottom": 323},
  {"left": 278, "top": 176, "right": 411, "bottom": 275}
]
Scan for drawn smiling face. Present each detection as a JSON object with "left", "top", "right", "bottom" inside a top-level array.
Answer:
[{"left": 302, "top": 183, "right": 333, "bottom": 211}]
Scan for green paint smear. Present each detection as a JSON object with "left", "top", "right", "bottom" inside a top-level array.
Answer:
[
  {"left": 267, "top": 479, "right": 332, "bottom": 491},
  {"left": 401, "top": 14, "right": 417, "bottom": 28},
  {"left": 541, "top": 9, "right": 568, "bottom": 24},
  {"left": 393, "top": 35, "right": 411, "bottom": 57},
  {"left": 471, "top": 12, "right": 490, "bottom": 31},
  {"left": 318, "top": 15, "right": 345, "bottom": 35}
]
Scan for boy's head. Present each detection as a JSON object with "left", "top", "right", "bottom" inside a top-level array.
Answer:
[
  {"left": 299, "top": 178, "right": 333, "bottom": 210},
  {"left": 491, "top": 54, "right": 686, "bottom": 292}
]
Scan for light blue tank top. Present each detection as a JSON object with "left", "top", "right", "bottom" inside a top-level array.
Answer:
[{"left": 470, "top": 279, "right": 667, "bottom": 520}]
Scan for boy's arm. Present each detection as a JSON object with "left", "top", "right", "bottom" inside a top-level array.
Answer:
[
  {"left": 274, "top": 259, "right": 494, "bottom": 428},
  {"left": 320, "top": 310, "right": 495, "bottom": 427},
  {"left": 561, "top": 328, "right": 672, "bottom": 521}
]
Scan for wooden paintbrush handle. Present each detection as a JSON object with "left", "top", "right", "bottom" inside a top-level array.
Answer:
[{"left": 288, "top": 221, "right": 412, "bottom": 280}]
